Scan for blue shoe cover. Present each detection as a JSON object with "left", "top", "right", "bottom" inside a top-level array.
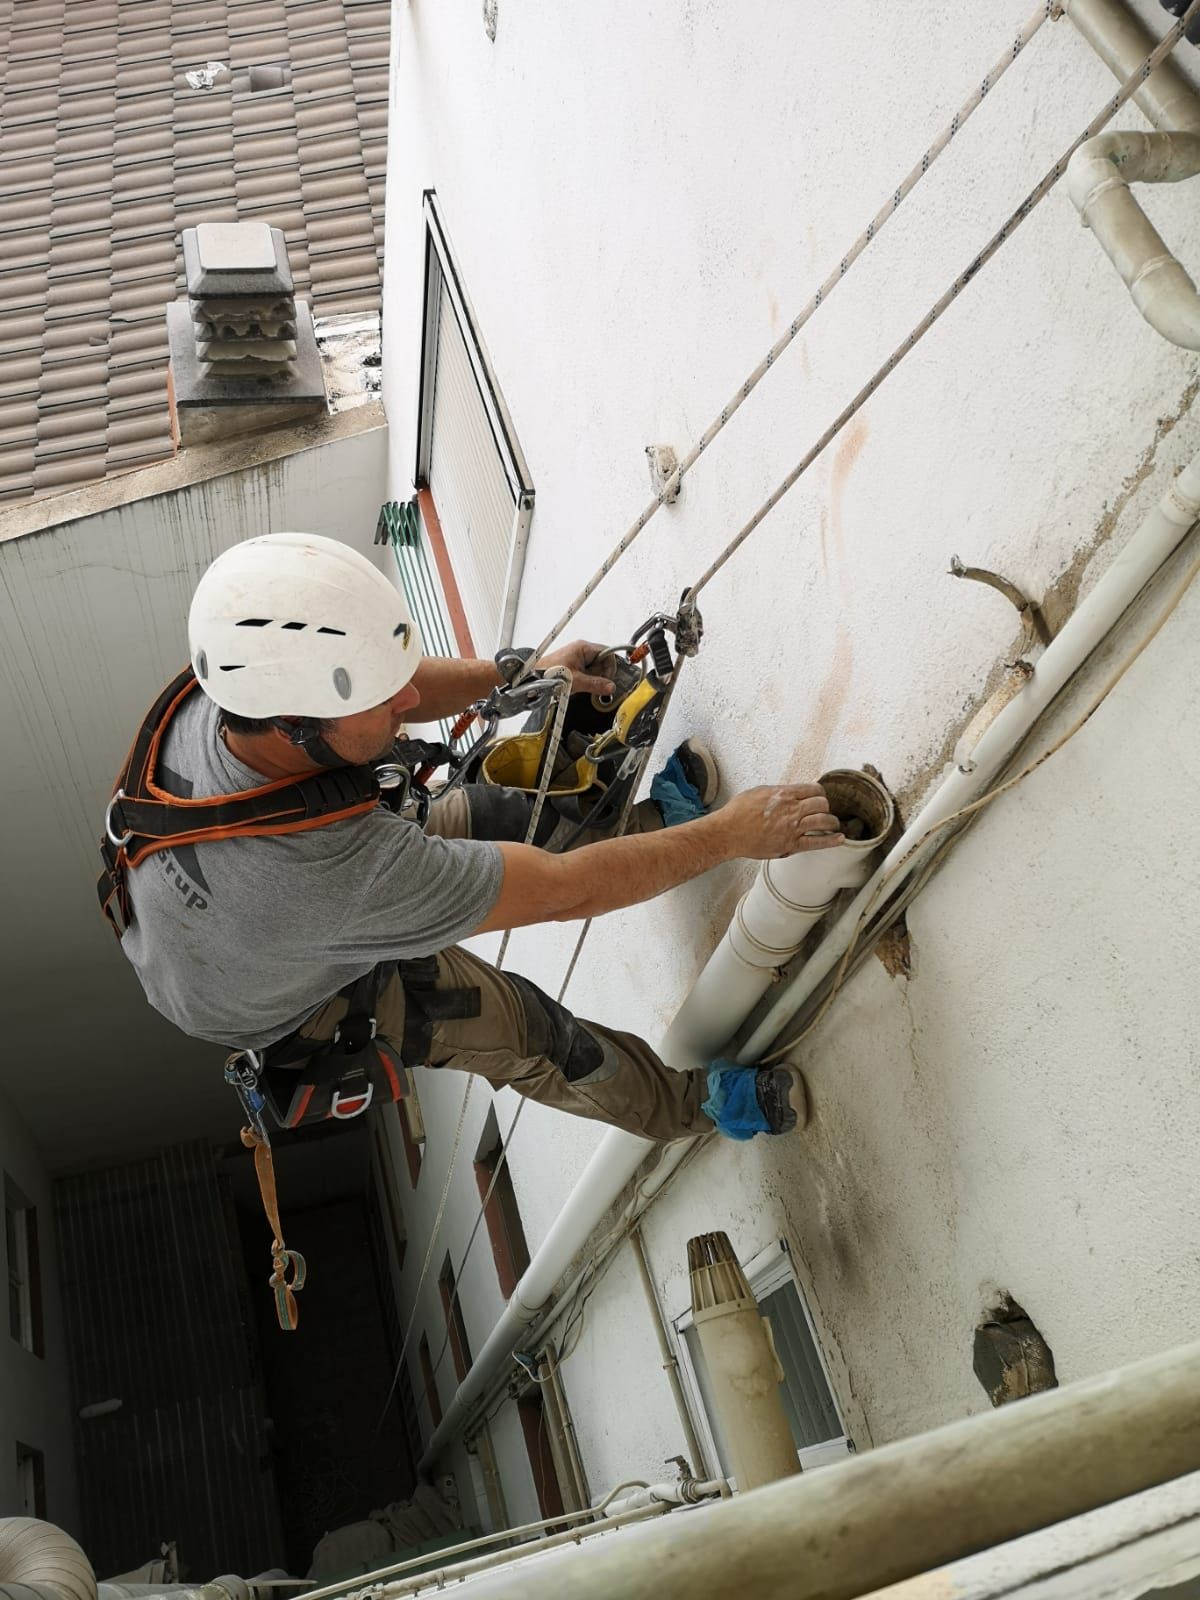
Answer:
[
  {"left": 650, "top": 751, "right": 707, "bottom": 826},
  {"left": 701, "top": 1060, "right": 769, "bottom": 1141}
]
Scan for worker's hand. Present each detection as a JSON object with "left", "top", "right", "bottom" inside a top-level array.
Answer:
[
  {"left": 535, "top": 640, "right": 615, "bottom": 697},
  {"left": 719, "top": 784, "right": 844, "bottom": 859}
]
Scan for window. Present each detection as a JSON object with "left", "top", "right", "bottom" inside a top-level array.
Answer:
[
  {"left": 5, "top": 1179, "right": 42, "bottom": 1357},
  {"left": 415, "top": 190, "right": 534, "bottom": 654},
  {"left": 16, "top": 1444, "right": 45, "bottom": 1518},
  {"left": 418, "top": 1332, "right": 442, "bottom": 1427},
  {"left": 382, "top": 1078, "right": 425, "bottom": 1188},
  {"left": 473, "top": 1109, "right": 530, "bottom": 1298},
  {"left": 674, "top": 1239, "right": 850, "bottom": 1478},
  {"left": 438, "top": 1255, "right": 473, "bottom": 1383}
]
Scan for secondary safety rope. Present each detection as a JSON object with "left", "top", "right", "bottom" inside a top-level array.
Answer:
[
  {"left": 529, "top": 0, "right": 1057, "bottom": 662},
  {"left": 375, "top": 667, "right": 591, "bottom": 1432},
  {"left": 378, "top": 659, "right": 688, "bottom": 1434}
]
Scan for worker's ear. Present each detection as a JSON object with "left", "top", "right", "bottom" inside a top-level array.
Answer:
[{"left": 270, "top": 717, "right": 309, "bottom": 747}]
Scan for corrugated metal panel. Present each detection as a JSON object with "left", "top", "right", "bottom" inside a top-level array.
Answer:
[
  {"left": 55, "top": 1141, "right": 284, "bottom": 1575},
  {"left": 426, "top": 277, "right": 517, "bottom": 656}
]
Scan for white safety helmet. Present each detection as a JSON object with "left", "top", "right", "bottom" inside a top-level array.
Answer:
[{"left": 188, "top": 532, "right": 422, "bottom": 719}]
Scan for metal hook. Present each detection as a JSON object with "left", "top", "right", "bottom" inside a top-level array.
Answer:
[{"left": 105, "top": 789, "right": 134, "bottom": 849}]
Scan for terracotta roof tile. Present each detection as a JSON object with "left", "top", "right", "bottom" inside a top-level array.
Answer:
[
  {"left": 0, "top": 0, "right": 389, "bottom": 503},
  {"left": 107, "top": 430, "right": 173, "bottom": 469},
  {"left": 0, "top": 356, "right": 44, "bottom": 401},
  {"left": 32, "top": 453, "right": 112, "bottom": 492}
]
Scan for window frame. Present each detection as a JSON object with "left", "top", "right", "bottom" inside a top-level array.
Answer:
[
  {"left": 438, "top": 1253, "right": 474, "bottom": 1383},
  {"left": 473, "top": 1108, "right": 531, "bottom": 1300},
  {"left": 15, "top": 1442, "right": 46, "bottom": 1519},
  {"left": 5, "top": 1178, "right": 42, "bottom": 1359},
  {"left": 414, "top": 189, "right": 535, "bottom": 651},
  {"left": 672, "top": 1237, "right": 851, "bottom": 1478}
]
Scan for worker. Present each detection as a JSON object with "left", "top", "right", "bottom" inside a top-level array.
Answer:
[{"left": 107, "top": 533, "right": 844, "bottom": 1144}]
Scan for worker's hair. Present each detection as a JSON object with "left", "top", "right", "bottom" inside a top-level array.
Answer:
[{"left": 219, "top": 711, "right": 334, "bottom": 738}]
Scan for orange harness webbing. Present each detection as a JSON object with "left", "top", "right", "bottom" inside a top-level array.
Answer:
[{"left": 97, "top": 668, "right": 381, "bottom": 937}]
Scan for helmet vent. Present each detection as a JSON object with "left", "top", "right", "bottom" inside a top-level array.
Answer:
[
  {"left": 318, "top": 626, "right": 346, "bottom": 636},
  {"left": 333, "top": 667, "right": 352, "bottom": 700},
  {"left": 219, "top": 664, "right": 246, "bottom": 672},
  {"left": 282, "top": 621, "right": 306, "bottom": 630},
  {"left": 394, "top": 622, "right": 410, "bottom": 640},
  {"left": 236, "top": 618, "right": 272, "bottom": 627},
  {"left": 196, "top": 650, "right": 209, "bottom": 679}
]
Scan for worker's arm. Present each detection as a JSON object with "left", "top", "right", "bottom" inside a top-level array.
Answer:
[
  {"left": 472, "top": 785, "right": 843, "bottom": 933},
  {"left": 407, "top": 641, "right": 615, "bottom": 723}
]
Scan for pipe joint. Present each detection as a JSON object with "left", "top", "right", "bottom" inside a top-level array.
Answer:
[{"left": 1067, "top": 130, "right": 1200, "bottom": 349}]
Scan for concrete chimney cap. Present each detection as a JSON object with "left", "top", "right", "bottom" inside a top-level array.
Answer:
[{"left": 182, "top": 223, "right": 294, "bottom": 299}]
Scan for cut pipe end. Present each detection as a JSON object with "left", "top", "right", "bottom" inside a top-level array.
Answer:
[{"left": 819, "top": 768, "right": 895, "bottom": 846}]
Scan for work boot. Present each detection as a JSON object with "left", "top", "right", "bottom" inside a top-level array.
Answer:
[
  {"left": 673, "top": 737, "right": 720, "bottom": 808},
  {"left": 701, "top": 1059, "right": 810, "bottom": 1139},
  {"left": 754, "top": 1063, "right": 810, "bottom": 1134},
  {"left": 649, "top": 738, "right": 720, "bottom": 824}
]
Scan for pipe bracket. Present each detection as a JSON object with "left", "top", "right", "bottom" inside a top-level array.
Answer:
[{"left": 949, "top": 554, "right": 1053, "bottom": 644}]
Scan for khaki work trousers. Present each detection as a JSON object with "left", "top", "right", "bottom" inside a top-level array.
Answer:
[{"left": 304, "top": 785, "right": 713, "bottom": 1143}]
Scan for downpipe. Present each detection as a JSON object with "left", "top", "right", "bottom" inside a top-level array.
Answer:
[
  {"left": 448, "top": 1337, "right": 1200, "bottom": 1600},
  {"left": 661, "top": 769, "right": 895, "bottom": 1070},
  {"left": 1067, "top": 129, "right": 1200, "bottom": 347},
  {"left": 1061, "top": 0, "right": 1200, "bottom": 133},
  {"left": 740, "top": 445, "right": 1200, "bottom": 1064}
]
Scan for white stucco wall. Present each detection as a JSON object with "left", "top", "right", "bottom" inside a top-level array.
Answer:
[
  {"left": 0, "top": 409, "right": 389, "bottom": 1168},
  {"left": 0, "top": 1085, "right": 78, "bottom": 1533},
  {"left": 382, "top": 0, "right": 1200, "bottom": 1505}
]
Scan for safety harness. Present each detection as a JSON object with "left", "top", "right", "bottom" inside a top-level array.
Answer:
[
  {"left": 97, "top": 667, "right": 480, "bottom": 1329},
  {"left": 98, "top": 667, "right": 383, "bottom": 939}
]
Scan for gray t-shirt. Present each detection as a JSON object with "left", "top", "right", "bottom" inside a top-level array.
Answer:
[{"left": 120, "top": 692, "right": 503, "bottom": 1050}]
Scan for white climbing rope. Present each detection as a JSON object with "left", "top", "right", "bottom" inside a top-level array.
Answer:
[{"left": 531, "top": 0, "right": 1058, "bottom": 661}]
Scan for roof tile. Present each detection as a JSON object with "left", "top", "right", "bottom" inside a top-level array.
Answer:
[
  {"left": 1, "top": 0, "right": 388, "bottom": 503},
  {"left": 32, "top": 452, "right": 113, "bottom": 491},
  {"left": 107, "top": 432, "right": 174, "bottom": 470}
]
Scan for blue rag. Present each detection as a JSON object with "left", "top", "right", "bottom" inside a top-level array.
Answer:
[
  {"left": 702, "top": 1060, "right": 769, "bottom": 1141},
  {"left": 650, "top": 751, "right": 707, "bottom": 827}
]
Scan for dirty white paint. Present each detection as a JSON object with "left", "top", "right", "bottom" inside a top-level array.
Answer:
[
  {"left": 0, "top": 1081, "right": 78, "bottom": 1532},
  {"left": 0, "top": 415, "right": 388, "bottom": 1168},
  {"left": 382, "top": 0, "right": 1200, "bottom": 1514}
]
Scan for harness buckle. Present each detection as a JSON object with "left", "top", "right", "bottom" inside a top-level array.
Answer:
[
  {"left": 104, "top": 789, "right": 134, "bottom": 849},
  {"left": 330, "top": 1082, "right": 374, "bottom": 1119}
]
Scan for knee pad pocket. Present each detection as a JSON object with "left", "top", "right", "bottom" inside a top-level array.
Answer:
[{"left": 508, "top": 973, "right": 606, "bottom": 1083}]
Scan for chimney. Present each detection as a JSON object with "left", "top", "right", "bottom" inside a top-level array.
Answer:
[{"left": 166, "top": 221, "right": 327, "bottom": 448}]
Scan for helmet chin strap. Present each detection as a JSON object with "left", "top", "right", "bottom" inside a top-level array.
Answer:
[{"left": 274, "top": 717, "right": 348, "bottom": 770}]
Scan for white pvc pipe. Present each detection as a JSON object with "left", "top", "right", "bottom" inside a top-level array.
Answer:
[
  {"left": 1068, "top": 129, "right": 1200, "bottom": 348},
  {"left": 0, "top": 1521, "right": 96, "bottom": 1600},
  {"left": 661, "top": 770, "right": 894, "bottom": 1070},
  {"left": 739, "top": 445, "right": 1200, "bottom": 1064},
  {"left": 443, "top": 1337, "right": 1200, "bottom": 1600},
  {"left": 1062, "top": 0, "right": 1200, "bottom": 133}
]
